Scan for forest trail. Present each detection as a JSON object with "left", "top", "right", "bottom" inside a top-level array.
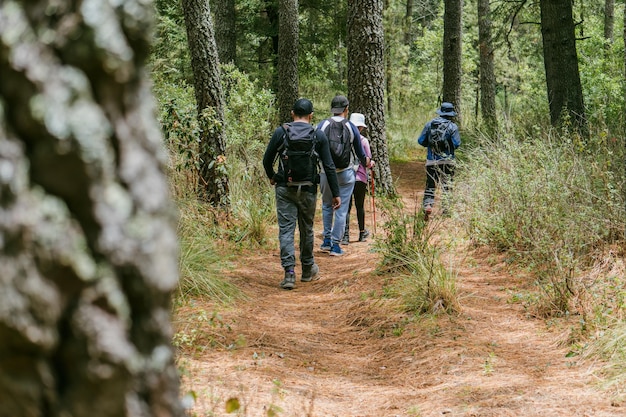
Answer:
[{"left": 177, "top": 160, "right": 622, "bottom": 417}]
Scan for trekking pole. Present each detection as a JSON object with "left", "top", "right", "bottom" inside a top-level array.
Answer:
[{"left": 370, "top": 168, "right": 377, "bottom": 234}]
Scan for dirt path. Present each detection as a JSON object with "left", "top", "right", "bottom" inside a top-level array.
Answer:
[{"left": 177, "top": 161, "right": 622, "bottom": 417}]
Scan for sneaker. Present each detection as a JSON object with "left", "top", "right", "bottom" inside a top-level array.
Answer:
[
  {"left": 341, "top": 231, "right": 350, "bottom": 245},
  {"left": 320, "top": 238, "right": 332, "bottom": 252},
  {"left": 358, "top": 229, "right": 370, "bottom": 242},
  {"left": 329, "top": 243, "right": 344, "bottom": 256},
  {"left": 301, "top": 263, "right": 320, "bottom": 282},
  {"left": 280, "top": 270, "right": 296, "bottom": 290}
]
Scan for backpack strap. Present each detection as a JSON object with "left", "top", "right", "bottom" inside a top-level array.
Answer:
[{"left": 274, "top": 123, "right": 290, "bottom": 168}]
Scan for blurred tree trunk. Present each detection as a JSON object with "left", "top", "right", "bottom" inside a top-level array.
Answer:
[
  {"left": 214, "top": 0, "right": 237, "bottom": 64},
  {"left": 347, "top": 0, "right": 394, "bottom": 195},
  {"left": 277, "top": 0, "right": 300, "bottom": 124},
  {"left": 604, "top": 0, "right": 615, "bottom": 47},
  {"left": 0, "top": 2, "right": 184, "bottom": 417},
  {"left": 539, "top": 0, "right": 587, "bottom": 134},
  {"left": 478, "top": 0, "right": 497, "bottom": 134},
  {"left": 442, "top": 0, "right": 463, "bottom": 123},
  {"left": 182, "top": 0, "right": 231, "bottom": 207}
]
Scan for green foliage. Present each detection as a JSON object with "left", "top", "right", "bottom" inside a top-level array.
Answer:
[
  {"left": 151, "top": 1, "right": 192, "bottom": 85},
  {"left": 577, "top": 12, "right": 626, "bottom": 133},
  {"left": 221, "top": 65, "right": 277, "bottom": 247},
  {"left": 375, "top": 197, "right": 460, "bottom": 315}
]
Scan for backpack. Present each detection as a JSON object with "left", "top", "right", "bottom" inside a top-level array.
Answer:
[
  {"left": 321, "top": 118, "right": 354, "bottom": 170},
  {"left": 429, "top": 119, "right": 452, "bottom": 156},
  {"left": 279, "top": 124, "right": 319, "bottom": 186}
]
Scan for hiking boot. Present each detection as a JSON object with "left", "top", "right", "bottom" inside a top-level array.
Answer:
[
  {"left": 301, "top": 263, "right": 320, "bottom": 282},
  {"left": 358, "top": 229, "right": 370, "bottom": 242},
  {"left": 280, "top": 269, "right": 296, "bottom": 290},
  {"left": 320, "top": 237, "right": 332, "bottom": 252},
  {"left": 329, "top": 243, "right": 344, "bottom": 256},
  {"left": 341, "top": 230, "right": 350, "bottom": 245},
  {"left": 423, "top": 205, "right": 433, "bottom": 221}
]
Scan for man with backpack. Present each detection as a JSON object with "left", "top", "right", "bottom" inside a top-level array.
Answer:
[
  {"left": 263, "top": 98, "right": 341, "bottom": 290},
  {"left": 317, "top": 95, "right": 371, "bottom": 256},
  {"left": 417, "top": 102, "right": 461, "bottom": 220}
]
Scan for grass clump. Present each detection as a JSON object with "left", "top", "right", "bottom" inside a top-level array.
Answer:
[
  {"left": 175, "top": 196, "right": 243, "bottom": 305},
  {"left": 375, "top": 197, "right": 460, "bottom": 315}
]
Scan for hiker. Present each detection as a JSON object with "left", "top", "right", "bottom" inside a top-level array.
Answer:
[
  {"left": 317, "top": 95, "right": 372, "bottom": 256},
  {"left": 263, "top": 98, "right": 341, "bottom": 290},
  {"left": 417, "top": 102, "right": 461, "bottom": 220},
  {"left": 342, "top": 112, "right": 374, "bottom": 244}
]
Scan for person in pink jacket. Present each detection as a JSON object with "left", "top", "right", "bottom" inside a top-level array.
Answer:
[{"left": 343, "top": 113, "right": 374, "bottom": 243}]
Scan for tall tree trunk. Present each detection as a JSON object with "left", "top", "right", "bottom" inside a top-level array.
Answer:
[
  {"left": 404, "top": 0, "right": 414, "bottom": 46},
  {"left": 214, "top": 0, "right": 237, "bottom": 64},
  {"left": 478, "top": 0, "right": 497, "bottom": 133},
  {"left": 442, "top": 0, "right": 463, "bottom": 123},
  {"left": 277, "top": 0, "right": 300, "bottom": 124},
  {"left": 604, "top": 0, "right": 615, "bottom": 46},
  {"left": 539, "top": 0, "right": 587, "bottom": 134},
  {"left": 0, "top": 2, "right": 184, "bottom": 416},
  {"left": 347, "top": 0, "right": 394, "bottom": 195},
  {"left": 182, "top": 0, "right": 231, "bottom": 207}
]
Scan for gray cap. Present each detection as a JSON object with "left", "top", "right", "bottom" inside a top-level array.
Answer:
[{"left": 330, "top": 95, "right": 349, "bottom": 114}]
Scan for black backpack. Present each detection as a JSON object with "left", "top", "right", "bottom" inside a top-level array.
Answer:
[
  {"left": 321, "top": 118, "right": 354, "bottom": 170},
  {"left": 279, "top": 124, "right": 319, "bottom": 186},
  {"left": 429, "top": 119, "right": 452, "bottom": 156}
]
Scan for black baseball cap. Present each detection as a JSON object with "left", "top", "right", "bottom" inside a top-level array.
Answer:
[
  {"left": 330, "top": 95, "right": 349, "bottom": 114},
  {"left": 293, "top": 98, "right": 314, "bottom": 116}
]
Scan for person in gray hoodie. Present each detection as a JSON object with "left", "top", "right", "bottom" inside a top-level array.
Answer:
[{"left": 263, "top": 98, "right": 341, "bottom": 290}]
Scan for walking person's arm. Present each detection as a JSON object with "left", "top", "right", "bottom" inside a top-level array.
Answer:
[
  {"left": 417, "top": 122, "right": 430, "bottom": 147},
  {"left": 450, "top": 124, "right": 461, "bottom": 149},
  {"left": 316, "top": 130, "right": 341, "bottom": 209},
  {"left": 262, "top": 128, "right": 284, "bottom": 184}
]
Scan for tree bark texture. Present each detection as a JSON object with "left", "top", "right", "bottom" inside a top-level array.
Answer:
[
  {"left": 442, "top": 0, "right": 463, "bottom": 123},
  {"left": 214, "top": 0, "right": 237, "bottom": 64},
  {"left": 404, "top": 0, "right": 414, "bottom": 46},
  {"left": 539, "top": 0, "right": 587, "bottom": 133},
  {"left": 182, "top": 0, "right": 231, "bottom": 206},
  {"left": 347, "top": 0, "right": 394, "bottom": 195},
  {"left": 478, "top": 0, "right": 497, "bottom": 133},
  {"left": 0, "top": 2, "right": 184, "bottom": 417},
  {"left": 277, "top": 0, "right": 300, "bottom": 124},
  {"left": 604, "top": 0, "right": 615, "bottom": 45}
]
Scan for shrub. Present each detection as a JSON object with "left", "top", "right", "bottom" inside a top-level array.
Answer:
[{"left": 453, "top": 127, "right": 625, "bottom": 317}]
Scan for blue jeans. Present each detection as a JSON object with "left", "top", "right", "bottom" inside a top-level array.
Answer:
[
  {"left": 275, "top": 186, "right": 317, "bottom": 270},
  {"left": 320, "top": 169, "right": 355, "bottom": 244}
]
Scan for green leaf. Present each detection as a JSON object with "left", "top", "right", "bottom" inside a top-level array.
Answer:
[{"left": 225, "top": 397, "right": 240, "bottom": 413}]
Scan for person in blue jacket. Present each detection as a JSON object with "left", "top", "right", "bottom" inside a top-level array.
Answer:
[{"left": 417, "top": 102, "right": 461, "bottom": 220}]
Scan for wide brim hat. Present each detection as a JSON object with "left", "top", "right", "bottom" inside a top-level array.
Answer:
[
  {"left": 349, "top": 112, "right": 367, "bottom": 128},
  {"left": 436, "top": 102, "right": 457, "bottom": 117}
]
